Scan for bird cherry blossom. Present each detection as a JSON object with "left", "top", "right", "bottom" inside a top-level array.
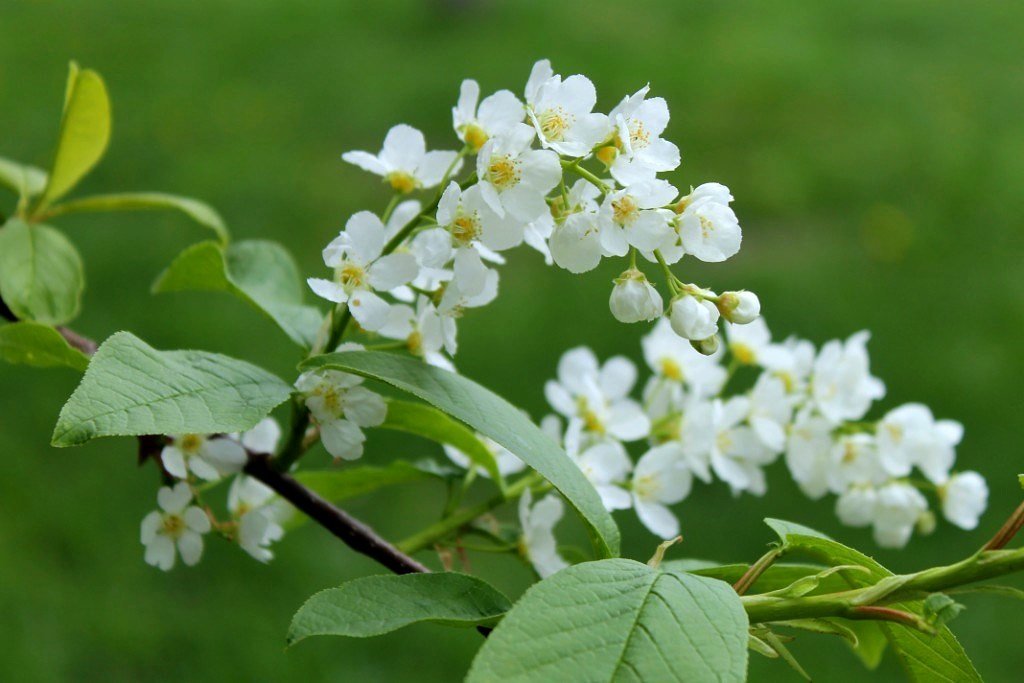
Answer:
[
  {"left": 161, "top": 433, "right": 246, "bottom": 482},
  {"left": 295, "top": 367, "right": 387, "bottom": 460},
  {"left": 518, "top": 489, "right": 568, "bottom": 578},
  {"left": 604, "top": 84, "right": 681, "bottom": 186},
  {"left": 524, "top": 60, "right": 611, "bottom": 158},
  {"left": 452, "top": 79, "right": 524, "bottom": 152},
  {"left": 140, "top": 482, "right": 211, "bottom": 571},
  {"left": 342, "top": 124, "right": 462, "bottom": 193}
]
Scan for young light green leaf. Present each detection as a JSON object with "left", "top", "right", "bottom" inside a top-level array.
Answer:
[
  {"left": 46, "top": 192, "right": 229, "bottom": 243},
  {"left": 380, "top": 400, "right": 503, "bottom": 486},
  {"left": 153, "top": 240, "right": 322, "bottom": 348},
  {"left": 0, "top": 321, "right": 89, "bottom": 371},
  {"left": 467, "top": 559, "right": 748, "bottom": 683},
  {"left": 0, "top": 219, "right": 84, "bottom": 325},
  {"left": 38, "top": 62, "right": 111, "bottom": 207},
  {"left": 748, "top": 633, "right": 779, "bottom": 659},
  {"left": 51, "top": 331, "right": 291, "bottom": 447},
  {"left": 923, "top": 594, "right": 966, "bottom": 628},
  {"left": 0, "top": 156, "right": 48, "bottom": 200},
  {"left": 762, "top": 564, "right": 870, "bottom": 598},
  {"left": 288, "top": 573, "right": 511, "bottom": 645},
  {"left": 776, "top": 618, "right": 861, "bottom": 647},
  {"left": 300, "top": 351, "right": 620, "bottom": 558},
  {"left": 764, "top": 518, "right": 983, "bottom": 682}
]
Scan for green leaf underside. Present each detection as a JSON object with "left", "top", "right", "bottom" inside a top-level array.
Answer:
[
  {"left": 288, "top": 573, "right": 512, "bottom": 645},
  {"left": 50, "top": 192, "right": 229, "bottom": 243},
  {"left": 0, "top": 156, "right": 47, "bottom": 199},
  {"left": 51, "top": 331, "right": 291, "bottom": 447},
  {"left": 380, "top": 400, "right": 503, "bottom": 485},
  {"left": 39, "top": 63, "right": 110, "bottom": 206},
  {"left": 300, "top": 351, "right": 620, "bottom": 558},
  {"left": 766, "top": 519, "right": 982, "bottom": 682},
  {"left": 0, "top": 219, "right": 84, "bottom": 325},
  {"left": 467, "top": 559, "right": 749, "bottom": 683},
  {"left": 0, "top": 321, "right": 89, "bottom": 371},
  {"left": 153, "top": 240, "right": 321, "bottom": 347}
]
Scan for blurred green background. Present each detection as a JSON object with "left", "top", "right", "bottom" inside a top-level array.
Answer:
[{"left": 2, "top": 0, "right": 1023, "bottom": 680}]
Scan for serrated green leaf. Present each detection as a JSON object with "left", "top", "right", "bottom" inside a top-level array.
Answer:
[
  {"left": 153, "top": 240, "right": 321, "bottom": 348},
  {"left": 765, "top": 518, "right": 983, "bottom": 682},
  {"left": 38, "top": 63, "right": 110, "bottom": 207},
  {"left": 0, "top": 219, "right": 84, "bottom": 325},
  {"left": 467, "top": 559, "right": 748, "bottom": 683},
  {"left": 51, "top": 331, "right": 291, "bottom": 447},
  {"left": 0, "top": 156, "right": 48, "bottom": 200},
  {"left": 46, "top": 192, "right": 229, "bottom": 243},
  {"left": 288, "top": 573, "right": 511, "bottom": 645},
  {"left": 301, "top": 351, "right": 619, "bottom": 558},
  {"left": 380, "top": 400, "right": 503, "bottom": 486},
  {"left": 0, "top": 321, "right": 89, "bottom": 371}
]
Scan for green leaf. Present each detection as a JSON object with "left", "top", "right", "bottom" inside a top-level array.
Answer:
[
  {"left": 153, "top": 240, "right": 322, "bottom": 348},
  {"left": 301, "top": 351, "right": 620, "bottom": 558},
  {"left": 47, "top": 192, "right": 229, "bottom": 243},
  {"left": 51, "top": 331, "right": 291, "bottom": 447},
  {"left": 380, "top": 400, "right": 503, "bottom": 486},
  {"left": 0, "top": 156, "right": 48, "bottom": 200},
  {"left": 0, "top": 321, "right": 89, "bottom": 371},
  {"left": 288, "top": 573, "right": 511, "bottom": 645},
  {"left": 467, "top": 559, "right": 749, "bottom": 683},
  {"left": 38, "top": 62, "right": 111, "bottom": 207},
  {"left": 0, "top": 219, "right": 84, "bottom": 325},
  {"left": 765, "top": 518, "right": 983, "bottom": 682}
]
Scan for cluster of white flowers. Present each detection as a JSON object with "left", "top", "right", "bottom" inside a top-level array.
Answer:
[
  {"left": 140, "top": 418, "right": 287, "bottom": 570},
  {"left": 513, "top": 318, "right": 987, "bottom": 575}
]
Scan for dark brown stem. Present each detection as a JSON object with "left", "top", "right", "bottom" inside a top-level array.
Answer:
[
  {"left": 983, "top": 499, "right": 1024, "bottom": 551},
  {"left": 56, "top": 325, "right": 98, "bottom": 355}
]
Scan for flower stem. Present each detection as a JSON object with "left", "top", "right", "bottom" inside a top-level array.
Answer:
[
  {"left": 734, "top": 547, "right": 782, "bottom": 595},
  {"left": 560, "top": 159, "right": 609, "bottom": 194}
]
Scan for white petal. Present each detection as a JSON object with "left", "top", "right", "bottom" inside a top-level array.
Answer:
[
  {"left": 606, "top": 400, "right": 651, "bottom": 441},
  {"left": 140, "top": 511, "right": 162, "bottom": 544},
  {"left": 145, "top": 536, "right": 176, "bottom": 571},
  {"left": 345, "top": 211, "right": 388, "bottom": 264},
  {"left": 369, "top": 253, "right": 419, "bottom": 291},
  {"left": 342, "top": 386, "right": 388, "bottom": 427},
  {"left": 349, "top": 290, "right": 391, "bottom": 332},
  {"left": 418, "top": 151, "right": 461, "bottom": 188},
  {"left": 320, "top": 419, "right": 366, "bottom": 460},
  {"left": 158, "top": 481, "right": 192, "bottom": 513},
  {"left": 160, "top": 447, "right": 188, "bottom": 480},
  {"left": 341, "top": 150, "right": 387, "bottom": 176},
  {"left": 307, "top": 278, "right": 348, "bottom": 304},
  {"left": 452, "top": 247, "right": 489, "bottom": 298},
  {"left": 634, "top": 499, "right": 679, "bottom": 539},
  {"left": 183, "top": 506, "right": 211, "bottom": 533},
  {"left": 177, "top": 531, "right": 204, "bottom": 566},
  {"left": 379, "top": 124, "right": 426, "bottom": 171}
]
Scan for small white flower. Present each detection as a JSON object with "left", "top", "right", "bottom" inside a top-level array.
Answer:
[
  {"left": 437, "top": 267, "right": 499, "bottom": 320},
  {"left": 544, "top": 347, "right": 650, "bottom": 447},
  {"left": 307, "top": 211, "right": 419, "bottom": 331},
  {"left": 295, "top": 369, "right": 388, "bottom": 460},
  {"left": 523, "top": 210, "right": 555, "bottom": 265},
  {"left": 641, "top": 318, "right": 727, "bottom": 404},
  {"left": 443, "top": 436, "right": 525, "bottom": 479},
  {"left": 518, "top": 489, "right": 569, "bottom": 578},
  {"left": 380, "top": 295, "right": 454, "bottom": 364},
  {"left": 631, "top": 443, "right": 691, "bottom": 538},
  {"left": 598, "top": 180, "right": 677, "bottom": 256},
  {"left": 477, "top": 123, "right": 561, "bottom": 222},
  {"left": 725, "top": 318, "right": 774, "bottom": 366},
  {"left": 140, "top": 482, "right": 211, "bottom": 571},
  {"left": 785, "top": 411, "right": 835, "bottom": 499},
  {"left": 811, "top": 331, "right": 886, "bottom": 425},
  {"left": 607, "top": 85, "right": 681, "bottom": 185},
  {"left": 668, "top": 294, "right": 720, "bottom": 341},
  {"left": 342, "top": 124, "right": 462, "bottom": 193},
  {"left": 940, "top": 471, "right": 988, "bottom": 530},
  {"left": 762, "top": 336, "right": 816, "bottom": 396},
  {"left": 161, "top": 433, "right": 246, "bottom": 482},
  {"left": 835, "top": 484, "right": 878, "bottom": 528},
  {"left": 676, "top": 183, "right": 742, "bottom": 262},
  {"left": 876, "top": 403, "right": 963, "bottom": 483},
  {"left": 747, "top": 373, "right": 794, "bottom": 453},
  {"left": 233, "top": 417, "right": 281, "bottom": 455},
  {"left": 524, "top": 60, "right": 611, "bottom": 157},
  {"left": 707, "top": 396, "right": 776, "bottom": 496},
  {"left": 717, "top": 290, "right": 760, "bottom": 324},
  {"left": 609, "top": 268, "right": 663, "bottom": 323},
  {"left": 826, "top": 433, "right": 887, "bottom": 494},
  {"left": 872, "top": 481, "right": 928, "bottom": 548},
  {"left": 573, "top": 439, "right": 633, "bottom": 512},
  {"left": 228, "top": 475, "right": 285, "bottom": 563},
  {"left": 452, "top": 79, "right": 523, "bottom": 152}
]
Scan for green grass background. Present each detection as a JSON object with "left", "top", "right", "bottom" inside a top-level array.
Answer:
[{"left": 2, "top": 0, "right": 1023, "bottom": 680}]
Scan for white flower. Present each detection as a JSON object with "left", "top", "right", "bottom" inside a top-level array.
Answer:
[
  {"left": 518, "top": 489, "right": 569, "bottom": 578},
  {"left": 477, "top": 123, "right": 561, "bottom": 221},
  {"left": 835, "top": 484, "right": 878, "bottom": 528},
  {"left": 668, "top": 294, "right": 720, "bottom": 341},
  {"left": 747, "top": 373, "right": 794, "bottom": 453},
  {"left": 785, "top": 411, "right": 835, "bottom": 499},
  {"left": 706, "top": 397, "right": 776, "bottom": 496},
  {"left": 598, "top": 180, "right": 677, "bottom": 256},
  {"left": 826, "top": 433, "right": 887, "bottom": 494},
  {"left": 641, "top": 318, "right": 727, "bottom": 403},
  {"left": 295, "top": 369, "right": 387, "bottom": 460},
  {"left": 676, "top": 183, "right": 742, "bottom": 262},
  {"left": 228, "top": 475, "right": 285, "bottom": 563},
  {"left": 524, "top": 60, "right": 611, "bottom": 157},
  {"left": 523, "top": 211, "right": 555, "bottom": 265},
  {"left": 438, "top": 266, "right": 499, "bottom": 320},
  {"left": 876, "top": 403, "right": 963, "bottom": 483},
  {"left": 452, "top": 79, "right": 523, "bottom": 152},
  {"left": 872, "top": 481, "right": 928, "bottom": 548},
  {"left": 342, "top": 124, "right": 462, "bottom": 193},
  {"left": 631, "top": 444, "right": 691, "bottom": 538},
  {"left": 443, "top": 436, "right": 525, "bottom": 479},
  {"left": 233, "top": 417, "right": 281, "bottom": 455},
  {"left": 609, "top": 268, "right": 663, "bottom": 323},
  {"left": 307, "top": 211, "right": 419, "bottom": 331},
  {"left": 550, "top": 209, "right": 603, "bottom": 273},
  {"left": 717, "top": 290, "right": 760, "bottom": 324},
  {"left": 940, "top": 471, "right": 988, "bottom": 530},
  {"left": 573, "top": 439, "right": 633, "bottom": 511},
  {"left": 762, "top": 336, "right": 816, "bottom": 396},
  {"left": 725, "top": 318, "right": 774, "bottom": 366},
  {"left": 544, "top": 347, "right": 650, "bottom": 447},
  {"left": 140, "top": 482, "right": 211, "bottom": 571},
  {"left": 161, "top": 433, "right": 246, "bottom": 482},
  {"left": 810, "top": 331, "right": 886, "bottom": 424},
  {"left": 607, "top": 85, "right": 680, "bottom": 185},
  {"left": 380, "top": 295, "right": 454, "bottom": 363}
]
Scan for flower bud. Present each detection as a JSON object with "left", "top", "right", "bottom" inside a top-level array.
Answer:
[
  {"left": 610, "top": 269, "right": 663, "bottom": 323},
  {"left": 717, "top": 290, "right": 760, "bottom": 324},
  {"left": 690, "top": 335, "right": 719, "bottom": 356},
  {"left": 668, "top": 294, "right": 719, "bottom": 340}
]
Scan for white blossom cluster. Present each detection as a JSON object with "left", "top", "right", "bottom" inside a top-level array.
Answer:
[
  {"left": 140, "top": 419, "right": 286, "bottom": 570},
  {"left": 508, "top": 318, "right": 987, "bottom": 576}
]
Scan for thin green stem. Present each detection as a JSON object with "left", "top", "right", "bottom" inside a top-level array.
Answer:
[
  {"left": 381, "top": 194, "right": 400, "bottom": 223},
  {"left": 653, "top": 249, "right": 680, "bottom": 295},
  {"left": 560, "top": 159, "right": 609, "bottom": 194}
]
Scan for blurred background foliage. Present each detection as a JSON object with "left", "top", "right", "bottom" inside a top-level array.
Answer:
[{"left": 2, "top": 0, "right": 1023, "bottom": 680}]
